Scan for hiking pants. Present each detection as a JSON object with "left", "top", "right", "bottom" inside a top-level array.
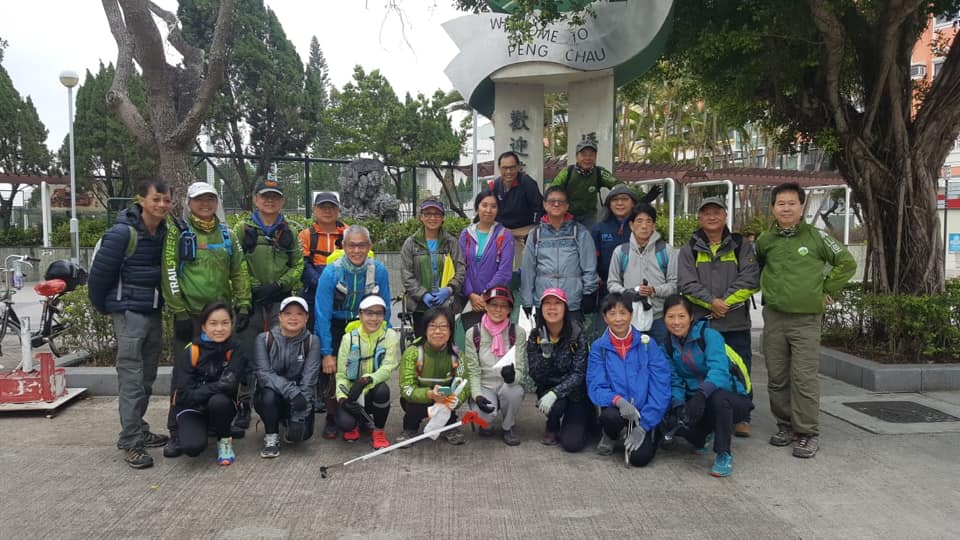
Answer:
[
  {"left": 113, "top": 310, "right": 162, "bottom": 450},
  {"left": 471, "top": 382, "right": 525, "bottom": 431},
  {"left": 400, "top": 398, "right": 459, "bottom": 432},
  {"left": 721, "top": 329, "right": 753, "bottom": 420},
  {"left": 678, "top": 390, "right": 753, "bottom": 455},
  {"left": 544, "top": 396, "right": 596, "bottom": 453},
  {"left": 599, "top": 406, "right": 659, "bottom": 467},
  {"left": 762, "top": 307, "right": 823, "bottom": 436},
  {"left": 254, "top": 387, "right": 315, "bottom": 442},
  {"left": 236, "top": 302, "right": 281, "bottom": 407},
  {"left": 176, "top": 392, "right": 236, "bottom": 457},
  {"left": 335, "top": 382, "right": 391, "bottom": 431},
  {"left": 320, "top": 318, "right": 349, "bottom": 429}
]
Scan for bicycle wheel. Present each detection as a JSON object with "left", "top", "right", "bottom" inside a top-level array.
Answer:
[
  {"left": 0, "top": 317, "right": 23, "bottom": 367},
  {"left": 45, "top": 301, "right": 74, "bottom": 357}
]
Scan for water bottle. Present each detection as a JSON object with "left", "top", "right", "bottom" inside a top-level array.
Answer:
[{"left": 12, "top": 266, "right": 24, "bottom": 290}]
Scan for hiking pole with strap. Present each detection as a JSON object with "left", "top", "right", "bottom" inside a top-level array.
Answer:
[{"left": 319, "top": 411, "right": 489, "bottom": 478}]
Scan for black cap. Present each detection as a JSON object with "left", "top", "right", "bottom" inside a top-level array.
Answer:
[
  {"left": 313, "top": 192, "right": 340, "bottom": 208},
  {"left": 255, "top": 178, "right": 283, "bottom": 196}
]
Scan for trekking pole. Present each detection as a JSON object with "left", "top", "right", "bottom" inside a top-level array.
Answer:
[{"left": 319, "top": 411, "right": 489, "bottom": 478}]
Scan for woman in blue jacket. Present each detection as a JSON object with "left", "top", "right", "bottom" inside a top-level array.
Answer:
[
  {"left": 662, "top": 295, "right": 753, "bottom": 477},
  {"left": 587, "top": 292, "right": 671, "bottom": 467},
  {"left": 459, "top": 190, "right": 515, "bottom": 331}
]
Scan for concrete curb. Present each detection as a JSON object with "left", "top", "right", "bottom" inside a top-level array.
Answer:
[
  {"left": 65, "top": 366, "right": 172, "bottom": 396},
  {"left": 819, "top": 347, "right": 960, "bottom": 392}
]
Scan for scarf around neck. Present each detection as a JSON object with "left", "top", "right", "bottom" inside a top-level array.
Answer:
[
  {"left": 189, "top": 214, "right": 218, "bottom": 233},
  {"left": 608, "top": 327, "right": 633, "bottom": 360},
  {"left": 481, "top": 314, "right": 510, "bottom": 356},
  {"left": 253, "top": 209, "right": 284, "bottom": 237}
]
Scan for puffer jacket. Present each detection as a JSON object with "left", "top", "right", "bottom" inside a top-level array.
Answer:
[
  {"left": 678, "top": 228, "right": 759, "bottom": 332},
  {"left": 335, "top": 325, "right": 400, "bottom": 400},
  {"left": 606, "top": 230, "right": 678, "bottom": 319},
  {"left": 170, "top": 336, "right": 246, "bottom": 414},
  {"left": 400, "top": 228, "right": 465, "bottom": 313},
  {"left": 234, "top": 213, "right": 303, "bottom": 303},
  {"left": 520, "top": 215, "right": 598, "bottom": 311},
  {"left": 253, "top": 327, "right": 321, "bottom": 423},
  {"left": 88, "top": 204, "right": 167, "bottom": 315},
  {"left": 463, "top": 322, "right": 529, "bottom": 398},
  {"left": 591, "top": 214, "right": 633, "bottom": 291},
  {"left": 587, "top": 327, "right": 671, "bottom": 432},
  {"left": 313, "top": 257, "right": 391, "bottom": 356},
  {"left": 526, "top": 320, "right": 589, "bottom": 402},
  {"left": 665, "top": 320, "right": 747, "bottom": 405},
  {"left": 399, "top": 340, "right": 468, "bottom": 405},
  {"left": 459, "top": 222, "right": 515, "bottom": 299}
]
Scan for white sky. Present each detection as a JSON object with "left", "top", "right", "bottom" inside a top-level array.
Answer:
[{"left": 0, "top": 0, "right": 467, "bottom": 151}]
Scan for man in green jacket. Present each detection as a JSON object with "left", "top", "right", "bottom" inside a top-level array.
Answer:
[
  {"left": 233, "top": 178, "right": 303, "bottom": 431},
  {"left": 756, "top": 182, "right": 856, "bottom": 459},
  {"left": 549, "top": 140, "right": 619, "bottom": 227}
]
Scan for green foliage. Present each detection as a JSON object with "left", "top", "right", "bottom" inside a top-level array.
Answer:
[
  {"left": 52, "top": 217, "right": 108, "bottom": 247},
  {"left": 656, "top": 214, "right": 698, "bottom": 247},
  {"left": 57, "top": 286, "right": 117, "bottom": 365},
  {"left": 0, "top": 226, "right": 42, "bottom": 246},
  {"left": 330, "top": 66, "right": 404, "bottom": 161}
]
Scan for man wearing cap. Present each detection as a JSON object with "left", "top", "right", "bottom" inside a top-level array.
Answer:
[
  {"left": 678, "top": 196, "right": 759, "bottom": 436},
  {"left": 299, "top": 191, "right": 346, "bottom": 332},
  {"left": 232, "top": 179, "right": 304, "bottom": 432},
  {"left": 487, "top": 151, "right": 543, "bottom": 268}
]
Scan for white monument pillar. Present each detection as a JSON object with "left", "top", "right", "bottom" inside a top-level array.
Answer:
[
  {"left": 492, "top": 81, "right": 545, "bottom": 186},
  {"left": 567, "top": 74, "right": 615, "bottom": 171}
]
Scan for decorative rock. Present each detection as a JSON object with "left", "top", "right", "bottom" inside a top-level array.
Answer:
[{"left": 338, "top": 159, "right": 400, "bottom": 222}]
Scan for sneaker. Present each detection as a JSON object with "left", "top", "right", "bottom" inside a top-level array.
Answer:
[
  {"left": 710, "top": 452, "right": 733, "bottom": 477},
  {"left": 141, "top": 431, "right": 169, "bottom": 448},
  {"left": 217, "top": 438, "right": 235, "bottom": 466},
  {"left": 502, "top": 428, "right": 521, "bottom": 446},
  {"left": 541, "top": 431, "right": 559, "bottom": 446},
  {"left": 162, "top": 432, "right": 182, "bottom": 458},
  {"left": 371, "top": 429, "right": 390, "bottom": 449},
  {"left": 734, "top": 422, "right": 752, "bottom": 438},
  {"left": 694, "top": 433, "right": 713, "bottom": 455},
  {"left": 395, "top": 429, "right": 418, "bottom": 446},
  {"left": 322, "top": 421, "right": 338, "bottom": 440},
  {"left": 596, "top": 432, "right": 615, "bottom": 456},
  {"left": 478, "top": 427, "right": 496, "bottom": 438},
  {"left": 769, "top": 425, "right": 795, "bottom": 447},
  {"left": 283, "top": 421, "right": 306, "bottom": 444},
  {"left": 124, "top": 445, "right": 154, "bottom": 469},
  {"left": 260, "top": 434, "right": 280, "bottom": 459},
  {"left": 342, "top": 427, "right": 360, "bottom": 442},
  {"left": 792, "top": 434, "right": 819, "bottom": 458},
  {"left": 232, "top": 402, "right": 251, "bottom": 431},
  {"left": 442, "top": 427, "right": 466, "bottom": 446}
]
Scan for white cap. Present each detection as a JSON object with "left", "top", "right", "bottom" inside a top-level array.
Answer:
[
  {"left": 187, "top": 182, "right": 219, "bottom": 199},
  {"left": 279, "top": 296, "right": 309, "bottom": 313},
  {"left": 358, "top": 295, "right": 386, "bottom": 311}
]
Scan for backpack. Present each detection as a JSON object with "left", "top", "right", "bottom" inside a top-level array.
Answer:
[
  {"left": 530, "top": 221, "right": 580, "bottom": 258},
  {"left": 618, "top": 238, "right": 669, "bottom": 278},
  {"left": 171, "top": 217, "right": 233, "bottom": 277},
  {"left": 415, "top": 340, "right": 461, "bottom": 379},
  {"left": 308, "top": 222, "right": 345, "bottom": 261},
  {"left": 686, "top": 232, "right": 745, "bottom": 265},
  {"left": 565, "top": 164, "right": 607, "bottom": 208},
  {"left": 333, "top": 260, "right": 379, "bottom": 311},
  {"left": 240, "top": 220, "right": 295, "bottom": 254},
  {"left": 464, "top": 226, "right": 507, "bottom": 264},
  {"left": 663, "top": 323, "right": 752, "bottom": 395},
  {"left": 92, "top": 225, "right": 137, "bottom": 266},
  {"left": 190, "top": 343, "right": 233, "bottom": 367},
  {"left": 471, "top": 322, "right": 517, "bottom": 355},
  {"left": 344, "top": 329, "right": 386, "bottom": 380}
]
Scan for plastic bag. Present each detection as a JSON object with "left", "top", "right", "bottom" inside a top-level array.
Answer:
[{"left": 632, "top": 301, "right": 653, "bottom": 331}]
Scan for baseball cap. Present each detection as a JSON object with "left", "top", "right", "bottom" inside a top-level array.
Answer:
[
  {"left": 313, "top": 192, "right": 340, "bottom": 208},
  {"left": 255, "top": 178, "right": 284, "bottom": 196},
  {"left": 279, "top": 296, "right": 308, "bottom": 313},
  {"left": 420, "top": 199, "right": 445, "bottom": 215},
  {"left": 540, "top": 288, "right": 568, "bottom": 304},
  {"left": 358, "top": 294, "right": 387, "bottom": 311},
  {"left": 187, "top": 182, "right": 219, "bottom": 199},
  {"left": 697, "top": 196, "right": 727, "bottom": 212},
  {"left": 483, "top": 286, "right": 514, "bottom": 306},
  {"left": 576, "top": 139, "right": 598, "bottom": 153}
]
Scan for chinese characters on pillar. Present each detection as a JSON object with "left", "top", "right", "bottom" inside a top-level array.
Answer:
[{"left": 510, "top": 109, "right": 530, "bottom": 159}]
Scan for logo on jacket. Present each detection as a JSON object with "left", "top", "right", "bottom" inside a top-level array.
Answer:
[{"left": 797, "top": 246, "right": 809, "bottom": 256}]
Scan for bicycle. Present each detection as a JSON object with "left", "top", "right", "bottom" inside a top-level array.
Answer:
[{"left": 392, "top": 295, "right": 416, "bottom": 353}]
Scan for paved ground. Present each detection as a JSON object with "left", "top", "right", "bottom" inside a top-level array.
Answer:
[{"left": 2, "top": 327, "right": 960, "bottom": 539}]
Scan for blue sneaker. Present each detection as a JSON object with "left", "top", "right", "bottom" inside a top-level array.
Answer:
[
  {"left": 710, "top": 452, "right": 733, "bottom": 477},
  {"left": 217, "top": 438, "right": 235, "bottom": 466}
]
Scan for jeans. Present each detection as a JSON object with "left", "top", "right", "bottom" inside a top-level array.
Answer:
[{"left": 113, "top": 310, "right": 163, "bottom": 449}]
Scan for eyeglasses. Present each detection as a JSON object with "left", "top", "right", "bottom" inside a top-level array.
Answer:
[
  {"left": 421, "top": 212, "right": 444, "bottom": 218},
  {"left": 360, "top": 309, "right": 385, "bottom": 318},
  {"left": 345, "top": 242, "right": 370, "bottom": 250},
  {"left": 500, "top": 165, "right": 518, "bottom": 172},
  {"left": 545, "top": 199, "right": 568, "bottom": 206},
  {"left": 427, "top": 323, "right": 450, "bottom": 332}
]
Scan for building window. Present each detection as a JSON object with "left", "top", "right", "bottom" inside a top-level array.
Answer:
[
  {"left": 934, "top": 61, "right": 945, "bottom": 79},
  {"left": 934, "top": 11, "right": 960, "bottom": 27},
  {"left": 910, "top": 64, "right": 927, "bottom": 79}
]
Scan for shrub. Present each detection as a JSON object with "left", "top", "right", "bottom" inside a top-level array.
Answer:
[
  {"left": 0, "top": 227, "right": 42, "bottom": 246},
  {"left": 52, "top": 217, "right": 109, "bottom": 247}
]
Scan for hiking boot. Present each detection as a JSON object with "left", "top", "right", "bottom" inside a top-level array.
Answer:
[
  {"left": 734, "top": 422, "right": 752, "bottom": 438},
  {"left": 322, "top": 420, "right": 338, "bottom": 440},
  {"left": 232, "top": 402, "right": 251, "bottom": 431},
  {"left": 442, "top": 427, "right": 466, "bottom": 446},
  {"left": 141, "top": 431, "right": 169, "bottom": 448},
  {"left": 371, "top": 429, "right": 390, "bottom": 449},
  {"left": 124, "top": 445, "right": 154, "bottom": 469},
  {"left": 342, "top": 426, "right": 360, "bottom": 442},
  {"left": 541, "top": 431, "right": 559, "bottom": 446},
  {"left": 162, "top": 432, "right": 182, "bottom": 458},
  {"left": 792, "top": 434, "right": 819, "bottom": 458},
  {"left": 395, "top": 429, "right": 418, "bottom": 446},
  {"left": 217, "top": 438, "right": 235, "bottom": 466},
  {"left": 502, "top": 428, "right": 521, "bottom": 446},
  {"left": 260, "top": 434, "right": 280, "bottom": 459},
  {"left": 710, "top": 452, "right": 733, "bottom": 477},
  {"left": 478, "top": 427, "right": 496, "bottom": 438},
  {"left": 769, "top": 425, "right": 795, "bottom": 447},
  {"left": 596, "top": 432, "right": 615, "bottom": 456}
]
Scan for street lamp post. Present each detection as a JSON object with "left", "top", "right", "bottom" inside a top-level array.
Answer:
[{"left": 59, "top": 69, "right": 80, "bottom": 265}]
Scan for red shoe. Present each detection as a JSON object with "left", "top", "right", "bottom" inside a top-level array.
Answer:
[
  {"left": 342, "top": 427, "right": 360, "bottom": 442},
  {"left": 371, "top": 429, "right": 390, "bottom": 449}
]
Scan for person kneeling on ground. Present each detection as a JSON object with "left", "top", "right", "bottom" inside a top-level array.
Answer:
[
  {"left": 335, "top": 294, "right": 400, "bottom": 449},
  {"left": 253, "top": 296, "right": 322, "bottom": 458},
  {"left": 587, "top": 293, "right": 671, "bottom": 467},
  {"left": 398, "top": 307, "right": 468, "bottom": 446},
  {"left": 463, "top": 286, "right": 528, "bottom": 446},
  {"left": 661, "top": 295, "right": 753, "bottom": 477},
  {"left": 527, "top": 288, "right": 594, "bottom": 452},
  {"left": 166, "top": 302, "right": 246, "bottom": 466}
]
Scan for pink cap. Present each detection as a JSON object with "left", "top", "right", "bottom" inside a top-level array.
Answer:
[{"left": 540, "top": 288, "right": 568, "bottom": 304}]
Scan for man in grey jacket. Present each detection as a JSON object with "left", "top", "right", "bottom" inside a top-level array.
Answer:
[{"left": 606, "top": 203, "right": 677, "bottom": 347}]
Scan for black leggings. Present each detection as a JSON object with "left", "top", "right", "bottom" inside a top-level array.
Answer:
[
  {"left": 254, "top": 387, "right": 315, "bottom": 442},
  {"left": 544, "top": 396, "right": 596, "bottom": 453},
  {"left": 336, "top": 382, "right": 391, "bottom": 431},
  {"left": 176, "top": 393, "right": 236, "bottom": 457},
  {"left": 678, "top": 389, "right": 753, "bottom": 454},
  {"left": 320, "top": 319, "right": 349, "bottom": 426},
  {"left": 599, "top": 406, "right": 659, "bottom": 467},
  {"left": 399, "top": 398, "right": 459, "bottom": 432}
]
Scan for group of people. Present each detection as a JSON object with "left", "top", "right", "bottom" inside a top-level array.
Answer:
[{"left": 87, "top": 140, "right": 856, "bottom": 478}]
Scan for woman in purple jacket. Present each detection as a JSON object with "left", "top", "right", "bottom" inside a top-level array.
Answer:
[{"left": 459, "top": 190, "right": 515, "bottom": 331}]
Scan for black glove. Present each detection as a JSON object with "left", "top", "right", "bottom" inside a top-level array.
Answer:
[
  {"left": 233, "top": 310, "right": 251, "bottom": 332},
  {"left": 213, "top": 371, "right": 238, "bottom": 394},
  {"left": 174, "top": 317, "right": 194, "bottom": 342},
  {"left": 684, "top": 391, "right": 707, "bottom": 426},
  {"left": 580, "top": 292, "right": 597, "bottom": 314},
  {"left": 340, "top": 398, "right": 366, "bottom": 422},
  {"left": 621, "top": 288, "right": 640, "bottom": 305},
  {"left": 347, "top": 377, "right": 371, "bottom": 402},
  {"left": 522, "top": 306, "right": 533, "bottom": 318},
  {"left": 290, "top": 393, "right": 308, "bottom": 412},
  {"left": 500, "top": 365, "right": 516, "bottom": 384},
  {"left": 475, "top": 395, "right": 495, "bottom": 413},
  {"left": 252, "top": 283, "right": 283, "bottom": 305},
  {"left": 642, "top": 184, "right": 663, "bottom": 203}
]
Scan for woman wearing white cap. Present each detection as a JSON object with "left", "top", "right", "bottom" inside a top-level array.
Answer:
[
  {"left": 335, "top": 294, "right": 400, "bottom": 449},
  {"left": 253, "top": 296, "right": 322, "bottom": 458}
]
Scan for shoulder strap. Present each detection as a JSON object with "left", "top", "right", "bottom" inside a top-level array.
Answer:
[
  {"left": 124, "top": 225, "right": 137, "bottom": 258},
  {"left": 191, "top": 344, "right": 200, "bottom": 367},
  {"left": 495, "top": 227, "right": 506, "bottom": 264},
  {"left": 619, "top": 247, "right": 629, "bottom": 275},
  {"left": 509, "top": 323, "right": 516, "bottom": 346},
  {"left": 472, "top": 324, "right": 481, "bottom": 354},
  {"left": 266, "top": 331, "right": 274, "bottom": 354},
  {"left": 655, "top": 238, "right": 669, "bottom": 277},
  {"left": 730, "top": 232, "right": 744, "bottom": 262},
  {"left": 364, "top": 261, "right": 378, "bottom": 294}
]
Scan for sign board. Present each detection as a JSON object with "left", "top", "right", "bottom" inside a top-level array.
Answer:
[{"left": 950, "top": 233, "right": 960, "bottom": 253}]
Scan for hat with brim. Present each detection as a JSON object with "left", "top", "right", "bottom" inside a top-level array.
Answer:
[
  {"left": 540, "top": 287, "right": 568, "bottom": 304},
  {"left": 576, "top": 139, "right": 598, "bottom": 153},
  {"left": 279, "top": 296, "right": 308, "bottom": 313},
  {"left": 255, "top": 179, "right": 284, "bottom": 196},
  {"left": 483, "top": 286, "right": 514, "bottom": 306},
  {"left": 358, "top": 295, "right": 386, "bottom": 311},
  {"left": 187, "top": 182, "right": 219, "bottom": 199},
  {"left": 313, "top": 192, "right": 340, "bottom": 208},
  {"left": 420, "top": 199, "right": 445, "bottom": 215},
  {"left": 605, "top": 184, "right": 639, "bottom": 207},
  {"left": 697, "top": 196, "right": 728, "bottom": 212}
]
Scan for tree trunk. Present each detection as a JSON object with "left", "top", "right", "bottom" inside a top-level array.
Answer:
[{"left": 158, "top": 147, "right": 197, "bottom": 208}]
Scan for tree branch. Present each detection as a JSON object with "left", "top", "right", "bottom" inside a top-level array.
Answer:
[
  {"left": 806, "top": 0, "right": 849, "bottom": 134},
  {"left": 102, "top": 0, "right": 157, "bottom": 152},
  {"left": 147, "top": 1, "right": 202, "bottom": 72}
]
